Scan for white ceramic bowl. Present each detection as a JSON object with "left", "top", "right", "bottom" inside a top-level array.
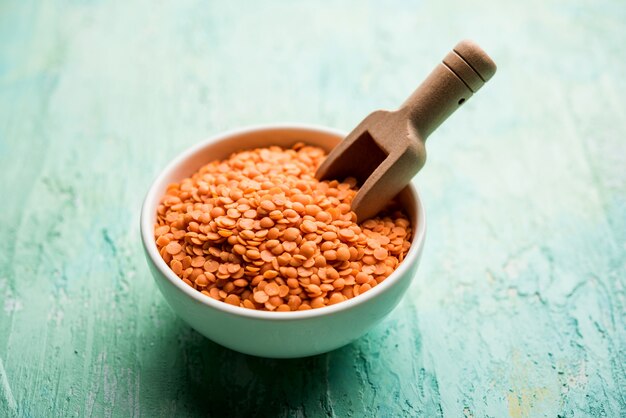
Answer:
[{"left": 140, "top": 125, "right": 426, "bottom": 358}]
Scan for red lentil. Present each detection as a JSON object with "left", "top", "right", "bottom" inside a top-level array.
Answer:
[{"left": 154, "top": 144, "right": 412, "bottom": 311}]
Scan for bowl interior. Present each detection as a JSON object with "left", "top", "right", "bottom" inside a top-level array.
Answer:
[{"left": 141, "top": 125, "right": 424, "bottom": 319}]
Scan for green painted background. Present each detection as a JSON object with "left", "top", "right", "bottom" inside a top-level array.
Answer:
[{"left": 1, "top": 0, "right": 625, "bottom": 417}]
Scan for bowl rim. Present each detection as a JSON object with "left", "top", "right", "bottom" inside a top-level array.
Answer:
[{"left": 140, "top": 123, "right": 426, "bottom": 321}]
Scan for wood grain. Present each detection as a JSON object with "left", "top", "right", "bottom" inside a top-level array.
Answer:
[{"left": 1, "top": 0, "right": 624, "bottom": 416}]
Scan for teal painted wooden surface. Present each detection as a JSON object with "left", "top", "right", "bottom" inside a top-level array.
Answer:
[{"left": 1, "top": 0, "right": 625, "bottom": 416}]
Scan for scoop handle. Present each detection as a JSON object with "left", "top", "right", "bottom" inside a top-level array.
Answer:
[{"left": 401, "top": 40, "right": 497, "bottom": 140}]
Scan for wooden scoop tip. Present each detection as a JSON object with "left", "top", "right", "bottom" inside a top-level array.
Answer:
[{"left": 453, "top": 39, "right": 497, "bottom": 81}]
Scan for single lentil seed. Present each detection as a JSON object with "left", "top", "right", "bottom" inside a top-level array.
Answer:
[
  {"left": 253, "top": 291, "right": 269, "bottom": 304},
  {"left": 224, "top": 294, "right": 240, "bottom": 306},
  {"left": 265, "top": 282, "right": 280, "bottom": 296},
  {"left": 165, "top": 241, "right": 182, "bottom": 255},
  {"left": 336, "top": 246, "right": 350, "bottom": 261},
  {"left": 170, "top": 259, "right": 183, "bottom": 275},
  {"left": 329, "top": 293, "right": 345, "bottom": 305}
]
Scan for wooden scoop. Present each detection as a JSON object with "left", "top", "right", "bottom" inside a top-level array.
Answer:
[{"left": 316, "top": 40, "right": 497, "bottom": 220}]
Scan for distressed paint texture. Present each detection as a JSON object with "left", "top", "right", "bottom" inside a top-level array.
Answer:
[{"left": 1, "top": 0, "right": 625, "bottom": 417}]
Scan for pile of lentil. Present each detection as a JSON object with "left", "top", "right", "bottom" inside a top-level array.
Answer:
[{"left": 154, "top": 143, "right": 412, "bottom": 311}]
